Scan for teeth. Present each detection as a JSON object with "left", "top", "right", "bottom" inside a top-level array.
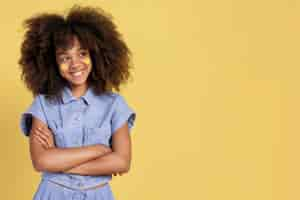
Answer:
[{"left": 72, "top": 71, "right": 83, "bottom": 77}]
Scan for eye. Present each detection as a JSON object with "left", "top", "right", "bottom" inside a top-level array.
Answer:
[
  {"left": 79, "top": 51, "right": 89, "bottom": 57},
  {"left": 59, "top": 56, "right": 70, "bottom": 63}
]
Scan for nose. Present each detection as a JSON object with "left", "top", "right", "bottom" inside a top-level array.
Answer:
[{"left": 69, "top": 55, "right": 81, "bottom": 70}]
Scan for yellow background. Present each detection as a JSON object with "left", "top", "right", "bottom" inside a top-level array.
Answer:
[{"left": 1, "top": 0, "right": 299, "bottom": 199}]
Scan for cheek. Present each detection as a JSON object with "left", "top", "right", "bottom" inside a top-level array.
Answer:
[
  {"left": 82, "top": 57, "right": 91, "bottom": 66},
  {"left": 59, "top": 63, "right": 69, "bottom": 72}
]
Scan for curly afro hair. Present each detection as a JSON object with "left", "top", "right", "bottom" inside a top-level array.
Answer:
[{"left": 19, "top": 5, "right": 133, "bottom": 100}]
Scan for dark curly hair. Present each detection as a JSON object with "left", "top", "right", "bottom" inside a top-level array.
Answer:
[{"left": 19, "top": 5, "right": 132, "bottom": 100}]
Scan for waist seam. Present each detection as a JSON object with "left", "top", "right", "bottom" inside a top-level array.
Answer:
[{"left": 46, "top": 179, "right": 108, "bottom": 191}]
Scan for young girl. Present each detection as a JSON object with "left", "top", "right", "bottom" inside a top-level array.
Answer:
[{"left": 19, "top": 5, "right": 136, "bottom": 200}]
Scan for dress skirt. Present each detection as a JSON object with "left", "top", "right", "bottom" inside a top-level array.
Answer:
[{"left": 33, "top": 179, "right": 115, "bottom": 200}]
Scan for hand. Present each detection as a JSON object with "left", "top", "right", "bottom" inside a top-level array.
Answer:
[
  {"left": 31, "top": 126, "right": 55, "bottom": 149},
  {"left": 103, "top": 145, "right": 113, "bottom": 154}
]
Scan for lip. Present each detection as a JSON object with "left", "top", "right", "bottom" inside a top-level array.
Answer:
[{"left": 69, "top": 70, "right": 84, "bottom": 78}]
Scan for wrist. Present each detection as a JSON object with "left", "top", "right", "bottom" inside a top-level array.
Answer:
[
  {"left": 47, "top": 146, "right": 57, "bottom": 150},
  {"left": 64, "top": 166, "right": 79, "bottom": 174}
]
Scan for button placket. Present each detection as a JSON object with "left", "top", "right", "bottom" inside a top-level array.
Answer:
[
  {"left": 72, "top": 191, "right": 86, "bottom": 200},
  {"left": 74, "top": 115, "right": 81, "bottom": 121},
  {"left": 72, "top": 100, "right": 86, "bottom": 124},
  {"left": 71, "top": 110, "right": 82, "bottom": 126}
]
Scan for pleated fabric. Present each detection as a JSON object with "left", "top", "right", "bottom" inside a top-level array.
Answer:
[{"left": 33, "top": 179, "right": 115, "bottom": 200}]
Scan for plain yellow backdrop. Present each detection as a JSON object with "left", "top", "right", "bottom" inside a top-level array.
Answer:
[{"left": 1, "top": 0, "right": 299, "bottom": 199}]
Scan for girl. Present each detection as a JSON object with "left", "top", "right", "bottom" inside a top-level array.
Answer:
[{"left": 19, "top": 5, "right": 136, "bottom": 200}]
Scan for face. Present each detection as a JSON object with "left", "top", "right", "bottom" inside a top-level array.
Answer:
[{"left": 56, "top": 37, "right": 92, "bottom": 89}]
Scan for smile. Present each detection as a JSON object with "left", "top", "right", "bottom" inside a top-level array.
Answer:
[{"left": 70, "top": 71, "right": 84, "bottom": 77}]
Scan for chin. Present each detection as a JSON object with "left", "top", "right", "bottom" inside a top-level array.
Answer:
[{"left": 69, "top": 80, "right": 88, "bottom": 87}]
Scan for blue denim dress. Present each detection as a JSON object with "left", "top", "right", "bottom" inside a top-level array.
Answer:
[{"left": 20, "top": 86, "right": 136, "bottom": 200}]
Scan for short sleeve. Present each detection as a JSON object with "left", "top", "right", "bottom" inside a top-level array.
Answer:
[
  {"left": 20, "top": 95, "right": 47, "bottom": 136},
  {"left": 111, "top": 95, "right": 136, "bottom": 135}
]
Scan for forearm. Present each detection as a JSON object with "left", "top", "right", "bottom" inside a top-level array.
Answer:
[
  {"left": 34, "top": 145, "right": 110, "bottom": 173},
  {"left": 65, "top": 152, "right": 130, "bottom": 176}
]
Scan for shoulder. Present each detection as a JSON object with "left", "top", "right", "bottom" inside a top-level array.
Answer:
[
  {"left": 32, "top": 94, "right": 61, "bottom": 109},
  {"left": 93, "top": 91, "right": 124, "bottom": 105}
]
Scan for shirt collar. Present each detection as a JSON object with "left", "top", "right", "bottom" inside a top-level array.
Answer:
[{"left": 61, "top": 86, "right": 95, "bottom": 105}]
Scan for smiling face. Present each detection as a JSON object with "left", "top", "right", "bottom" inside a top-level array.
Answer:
[{"left": 55, "top": 36, "right": 92, "bottom": 90}]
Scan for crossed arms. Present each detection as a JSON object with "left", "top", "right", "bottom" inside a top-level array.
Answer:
[{"left": 29, "top": 117, "right": 131, "bottom": 176}]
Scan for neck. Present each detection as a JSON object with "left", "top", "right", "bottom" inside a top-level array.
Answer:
[{"left": 70, "top": 83, "right": 88, "bottom": 98}]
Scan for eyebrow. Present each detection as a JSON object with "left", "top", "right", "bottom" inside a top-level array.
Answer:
[{"left": 56, "top": 48, "right": 88, "bottom": 55}]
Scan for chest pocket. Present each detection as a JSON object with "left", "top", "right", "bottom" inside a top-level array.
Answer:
[
  {"left": 83, "top": 124, "right": 111, "bottom": 147},
  {"left": 52, "top": 130, "right": 65, "bottom": 148},
  {"left": 53, "top": 126, "right": 83, "bottom": 148},
  {"left": 47, "top": 121, "right": 66, "bottom": 148}
]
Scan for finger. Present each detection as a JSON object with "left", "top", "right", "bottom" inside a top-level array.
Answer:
[
  {"left": 35, "top": 130, "right": 51, "bottom": 147},
  {"left": 106, "top": 148, "right": 112, "bottom": 153},
  {"left": 38, "top": 127, "right": 52, "bottom": 137},
  {"left": 36, "top": 129, "right": 50, "bottom": 142},
  {"left": 34, "top": 134, "right": 49, "bottom": 148},
  {"left": 31, "top": 129, "right": 40, "bottom": 136},
  {"left": 33, "top": 135, "right": 49, "bottom": 148},
  {"left": 38, "top": 128, "right": 55, "bottom": 148},
  {"left": 32, "top": 128, "right": 45, "bottom": 138}
]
